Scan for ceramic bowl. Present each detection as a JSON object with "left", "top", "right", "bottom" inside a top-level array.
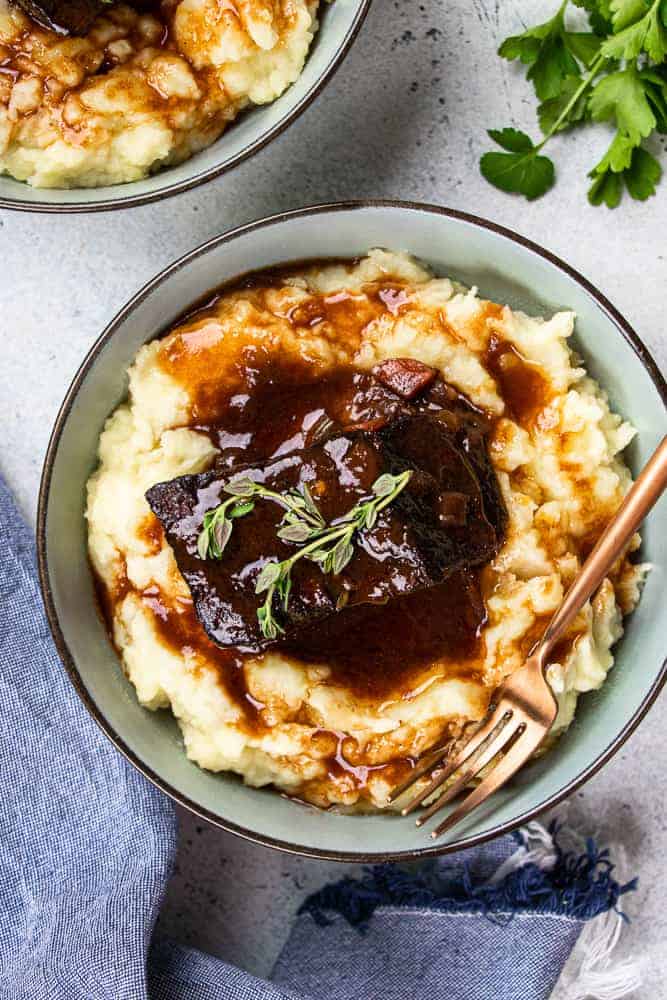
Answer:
[
  {"left": 38, "top": 202, "right": 667, "bottom": 860},
  {"left": 0, "top": 1, "right": 370, "bottom": 213}
]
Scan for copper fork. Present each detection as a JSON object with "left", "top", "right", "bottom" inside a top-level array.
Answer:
[{"left": 390, "top": 434, "right": 667, "bottom": 840}]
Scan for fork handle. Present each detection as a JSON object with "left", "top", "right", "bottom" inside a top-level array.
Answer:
[{"left": 538, "top": 434, "right": 667, "bottom": 663}]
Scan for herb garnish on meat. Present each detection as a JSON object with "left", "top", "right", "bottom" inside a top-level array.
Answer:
[
  {"left": 254, "top": 471, "right": 412, "bottom": 640},
  {"left": 197, "top": 471, "right": 412, "bottom": 640},
  {"left": 197, "top": 478, "right": 326, "bottom": 561}
]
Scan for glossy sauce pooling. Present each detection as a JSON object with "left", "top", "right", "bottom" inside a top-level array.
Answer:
[
  {"left": 143, "top": 353, "right": 506, "bottom": 703},
  {"left": 483, "top": 334, "right": 553, "bottom": 426},
  {"left": 139, "top": 585, "right": 266, "bottom": 728},
  {"left": 121, "top": 272, "right": 565, "bottom": 749},
  {"left": 157, "top": 266, "right": 415, "bottom": 426},
  {"left": 141, "top": 270, "right": 555, "bottom": 719},
  {"left": 285, "top": 570, "right": 487, "bottom": 698}
]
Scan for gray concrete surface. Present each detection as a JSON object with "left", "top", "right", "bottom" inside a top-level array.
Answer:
[{"left": 1, "top": 0, "right": 665, "bottom": 995}]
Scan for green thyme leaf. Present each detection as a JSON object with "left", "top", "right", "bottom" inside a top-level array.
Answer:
[
  {"left": 277, "top": 521, "right": 313, "bottom": 543},
  {"left": 212, "top": 518, "right": 232, "bottom": 555},
  {"left": 254, "top": 470, "right": 412, "bottom": 639},
  {"left": 372, "top": 472, "right": 401, "bottom": 497},
  {"left": 257, "top": 602, "right": 283, "bottom": 641},
  {"left": 230, "top": 501, "right": 255, "bottom": 518},
  {"left": 301, "top": 483, "right": 321, "bottom": 518},
  {"left": 197, "top": 528, "right": 211, "bottom": 561},
  {"left": 255, "top": 561, "right": 283, "bottom": 594},
  {"left": 224, "top": 476, "right": 257, "bottom": 497},
  {"left": 280, "top": 573, "right": 292, "bottom": 612},
  {"left": 365, "top": 506, "right": 378, "bottom": 531},
  {"left": 332, "top": 541, "right": 355, "bottom": 575}
]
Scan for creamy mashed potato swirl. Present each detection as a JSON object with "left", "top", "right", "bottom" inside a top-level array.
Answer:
[
  {"left": 0, "top": 0, "right": 317, "bottom": 187},
  {"left": 86, "top": 250, "right": 644, "bottom": 810}
]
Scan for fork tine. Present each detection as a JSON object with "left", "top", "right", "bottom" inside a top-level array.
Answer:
[
  {"left": 387, "top": 743, "right": 452, "bottom": 804},
  {"left": 398, "top": 704, "right": 511, "bottom": 815},
  {"left": 402, "top": 706, "right": 510, "bottom": 816},
  {"left": 429, "top": 721, "right": 547, "bottom": 840},
  {"left": 414, "top": 718, "right": 524, "bottom": 826}
]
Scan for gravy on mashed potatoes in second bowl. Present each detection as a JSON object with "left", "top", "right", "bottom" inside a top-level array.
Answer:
[
  {"left": 0, "top": 0, "right": 320, "bottom": 188},
  {"left": 86, "top": 250, "right": 645, "bottom": 812}
]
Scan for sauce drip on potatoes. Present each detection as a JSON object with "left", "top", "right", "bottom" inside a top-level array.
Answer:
[{"left": 89, "top": 254, "right": 641, "bottom": 807}]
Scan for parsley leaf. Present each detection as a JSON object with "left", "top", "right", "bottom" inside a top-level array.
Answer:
[
  {"left": 601, "top": 0, "right": 667, "bottom": 61},
  {"left": 572, "top": 0, "right": 614, "bottom": 35},
  {"left": 486, "top": 127, "right": 535, "bottom": 151},
  {"left": 640, "top": 67, "right": 667, "bottom": 129},
  {"left": 480, "top": 131, "right": 555, "bottom": 199},
  {"left": 564, "top": 31, "right": 603, "bottom": 64},
  {"left": 598, "top": 130, "right": 637, "bottom": 171},
  {"left": 624, "top": 144, "right": 663, "bottom": 196},
  {"left": 588, "top": 140, "right": 661, "bottom": 204},
  {"left": 610, "top": 0, "right": 651, "bottom": 32},
  {"left": 482, "top": 0, "right": 665, "bottom": 206},
  {"left": 588, "top": 168, "right": 625, "bottom": 205},
  {"left": 499, "top": 2, "right": 581, "bottom": 100},
  {"left": 538, "top": 74, "right": 590, "bottom": 131},
  {"left": 589, "top": 66, "right": 656, "bottom": 142}
]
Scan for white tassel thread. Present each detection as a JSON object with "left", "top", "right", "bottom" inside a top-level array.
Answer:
[
  {"left": 559, "top": 908, "right": 642, "bottom": 1000},
  {"left": 488, "top": 810, "right": 642, "bottom": 1000}
]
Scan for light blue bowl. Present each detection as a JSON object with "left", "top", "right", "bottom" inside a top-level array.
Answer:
[
  {"left": 0, "top": 1, "right": 370, "bottom": 213},
  {"left": 38, "top": 202, "right": 667, "bottom": 859}
]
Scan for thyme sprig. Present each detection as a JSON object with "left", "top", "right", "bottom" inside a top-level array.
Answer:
[
  {"left": 196, "top": 476, "right": 325, "bottom": 561},
  {"left": 196, "top": 495, "right": 255, "bottom": 560},
  {"left": 254, "top": 471, "right": 412, "bottom": 640}
]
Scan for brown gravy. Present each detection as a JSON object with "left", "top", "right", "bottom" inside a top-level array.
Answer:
[
  {"left": 95, "top": 263, "right": 582, "bottom": 791},
  {"left": 483, "top": 334, "right": 552, "bottom": 427}
]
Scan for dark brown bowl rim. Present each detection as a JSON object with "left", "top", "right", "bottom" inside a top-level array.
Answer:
[
  {"left": 37, "top": 200, "right": 667, "bottom": 862},
  {"left": 0, "top": 0, "right": 371, "bottom": 214}
]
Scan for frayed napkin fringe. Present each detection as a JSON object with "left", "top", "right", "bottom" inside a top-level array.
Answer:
[
  {"left": 494, "top": 821, "right": 642, "bottom": 1000},
  {"left": 299, "top": 818, "right": 640, "bottom": 999},
  {"left": 299, "top": 821, "right": 636, "bottom": 930}
]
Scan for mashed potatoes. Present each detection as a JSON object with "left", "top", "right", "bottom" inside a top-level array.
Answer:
[
  {"left": 86, "top": 250, "right": 644, "bottom": 810},
  {"left": 0, "top": 0, "right": 318, "bottom": 187}
]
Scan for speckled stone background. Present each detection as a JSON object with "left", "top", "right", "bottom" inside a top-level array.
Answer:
[{"left": 1, "top": 0, "right": 665, "bottom": 996}]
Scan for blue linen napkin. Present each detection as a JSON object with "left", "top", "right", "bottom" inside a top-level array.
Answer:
[{"left": 0, "top": 474, "right": 636, "bottom": 1000}]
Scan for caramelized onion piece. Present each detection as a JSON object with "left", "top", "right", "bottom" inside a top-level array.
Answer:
[{"left": 372, "top": 358, "right": 437, "bottom": 400}]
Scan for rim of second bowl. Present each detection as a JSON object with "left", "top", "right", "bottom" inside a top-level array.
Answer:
[
  {"left": 0, "top": 0, "right": 371, "bottom": 214},
  {"left": 37, "top": 200, "right": 667, "bottom": 861}
]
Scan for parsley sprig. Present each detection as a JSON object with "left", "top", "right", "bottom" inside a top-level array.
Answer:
[
  {"left": 480, "top": 0, "right": 666, "bottom": 206},
  {"left": 254, "top": 471, "right": 412, "bottom": 640}
]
